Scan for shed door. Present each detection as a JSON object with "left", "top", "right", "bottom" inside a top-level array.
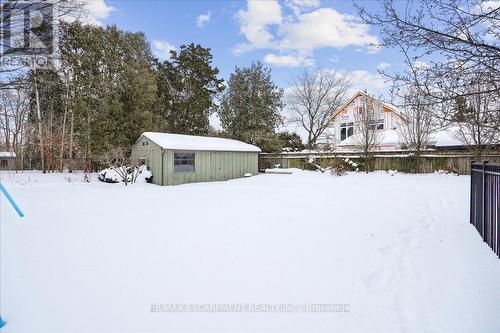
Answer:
[{"left": 210, "top": 153, "right": 224, "bottom": 181}]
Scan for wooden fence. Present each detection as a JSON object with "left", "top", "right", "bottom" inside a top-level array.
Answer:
[
  {"left": 259, "top": 151, "right": 500, "bottom": 175},
  {"left": 470, "top": 162, "right": 500, "bottom": 258}
]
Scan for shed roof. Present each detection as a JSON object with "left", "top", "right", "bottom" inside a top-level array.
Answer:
[
  {"left": 0, "top": 152, "right": 16, "bottom": 158},
  {"left": 139, "top": 132, "right": 262, "bottom": 152}
]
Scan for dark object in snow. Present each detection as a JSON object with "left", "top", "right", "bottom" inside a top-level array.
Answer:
[
  {"left": 98, "top": 169, "right": 119, "bottom": 183},
  {"left": 330, "top": 160, "right": 347, "bottom": 176},
  {"left": 446, "top": 161, "right": 459, "bottom": 176}
]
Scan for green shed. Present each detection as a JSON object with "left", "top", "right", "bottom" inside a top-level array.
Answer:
[
  {"left": 131, "top": 132, "right": 261, "bottom": 186},
  {"left": 0, "top": 152, "right": 16, "bottom": 170}
]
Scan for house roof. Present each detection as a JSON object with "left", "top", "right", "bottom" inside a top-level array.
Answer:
[
  {"left": 0, "top": 152, "right": 16, "bottom": 158},
  {"left": 139, "top": 132, "right": 262, "bottom": 152},
  {"left": 331, "top": 91, "right": 406, "bottom": 121},
  {"left": 337, "top": 129, "right": 463, "bottom": 148}
]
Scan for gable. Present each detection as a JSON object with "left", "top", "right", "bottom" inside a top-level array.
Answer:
[{"left": 331, "top": 91, "right": 406, "bottom": 122}]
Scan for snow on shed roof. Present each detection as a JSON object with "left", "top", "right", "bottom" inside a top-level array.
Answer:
[
  {"left": 140, "top": 132, "right": 262, "bottom": 152},
  {"left": 0, "top": 152, "right": 16, "bottom": 158}
]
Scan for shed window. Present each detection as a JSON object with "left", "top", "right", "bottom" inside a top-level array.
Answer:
[
  {"left": 0, "top": 159, "right": 7, "bottom": 167},
  {"left": 174, "top": 153, "right": 195, "bottom": 172}
]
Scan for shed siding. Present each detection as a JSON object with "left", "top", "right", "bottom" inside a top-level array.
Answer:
[
  {"left": 132, "top": 136, "right": 258, "bottom": 186},
  {"left": 0, "top": 158, "right": 16, "bottom": 170},
  {"left": 131, "top": 137, "right": 163, "bottom": 186},
  {"left": 163, "top": 150, "right": 258, "bottom": 186}
]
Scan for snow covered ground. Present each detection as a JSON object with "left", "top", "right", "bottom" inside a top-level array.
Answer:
[{"left": 1, "top": 170, "right": 499, "bottom": 333}]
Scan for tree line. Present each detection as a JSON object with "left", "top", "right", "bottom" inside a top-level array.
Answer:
[
  {"left": 2, "top": 21, "right": 305, "bottom": 172},
  {"left": 1, "top": 0, "right": 498, "bottom": 174}
]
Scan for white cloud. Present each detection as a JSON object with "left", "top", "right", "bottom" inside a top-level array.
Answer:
[
  {"left": 263, "top": 53, "right": 314, "bottom": 67},
  {"left": 278, "top": 8, "right": 378, "bottom": 52},
  {"left": 234, "top": 1, "right": 378, "bottom": 67},
  {"left": 329, "top": 55, "right": 340, "bottom": 63},
  {"left": 234, "top": 0, "right": 283, "bottom": 54},
  {"left": 153, "top": 40, "right": 176, "bottom": 60},
  {"left": 346, "top": 70, "right": 390, "bottom": 95},
  {"left": 477, "top": 0, "right": 500, "bottom": 11},
  {"left": 413, "top": 60, "right": 429, "bottom": 70},
  {"left": 61, "top": 0, "right": 115, "bottom": 26},
  {"left": 197, "top": 10, "right": 212, "bottom": 28},
  {"left": 474, "top": 1, "right": 500, "bottom": 42},
  {"left": 285, "top": 0, "right": 321, "bottom": 15},
  {"left": 377, "top": 62, "right": 391, "bottom": 71}
]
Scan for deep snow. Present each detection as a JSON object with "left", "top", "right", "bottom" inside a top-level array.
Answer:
[{"left": 0, "top": 170, "right": 499, "bottom": 333}]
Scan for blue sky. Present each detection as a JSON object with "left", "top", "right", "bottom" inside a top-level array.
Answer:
[
  {"left": 81, "top": 0, "right": 409, "bottom": 135},
  {"left": 88, "top": 0, "right": 403, "bottom": 94}
]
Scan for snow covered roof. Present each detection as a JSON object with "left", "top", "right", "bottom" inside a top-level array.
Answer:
[
  {"left": 337, "top": 129, "right": 464, "bottom": 148},
  {"left": 0, "top": 152, "right": 16, "bottom": 158},
  {"left": 139, "top": 132, "right": 262, "bottom": 152}
]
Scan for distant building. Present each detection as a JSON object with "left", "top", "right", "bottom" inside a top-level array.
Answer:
[
  {"left": 335, "top": 129, "right": 464, "bottom": 151},
  {"left": 0, "top": 152, "right": 16, "bottom": 170},
  {"left": 329, "top": 91, "right": 406, "bottom": 150},
  {"left": 131, "top": 132, "right": 261, "bottom": 186}
]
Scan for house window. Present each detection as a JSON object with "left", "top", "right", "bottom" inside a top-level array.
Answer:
[
  {"left": 369, "top": 118, "right": 384, "bottom": 131},
  {"left": 377, "top": 118, "right": 384, "bottom": 130},
  {"left": 174, "top": 153, "right": 195, "bottom": 172},
  {"left": 340, "top": 123, "right": 354, "bottom": 141},
  {"left": 0, "top": 159, "right": 7, "bottom": 168},
  {"left": 139, "top": 158, "right": 146, "bottom": 165}
]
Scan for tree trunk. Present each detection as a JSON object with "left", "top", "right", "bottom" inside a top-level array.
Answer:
[
  {"left": 34, "top": 70, "right": 46, "bottom": 173},
  {"left": 68, "top": 110, "right": 74, "bottom": 173},
  {"left": 59, "top": 91, "right": 68, "bottom": 172}
]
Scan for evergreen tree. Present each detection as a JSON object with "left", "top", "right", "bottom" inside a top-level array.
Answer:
[
  {"left": 156, "top": 43, "right": 224, "bottom": 135},
  {"left": 59, "top": 22, "right": 157, "bottom": 158},
  {"left": 218, "top": 62, "right": 284, "bottom": 144},
  {"left": 278, "top": 131, "right": 305, "bottom": 151}
]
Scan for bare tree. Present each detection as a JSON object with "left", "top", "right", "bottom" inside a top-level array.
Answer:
[
  {"left": 0, "top": 84, "right": 29, "bottom": 169},
  {"left": 453, "top": 79, "right": 500, "bottom": 158},
  {"left": 357, "top": 0, "right": 500, "bottom": 130},
  {"left": 398, "top": 84, "right": 437, "bottom": 172},
  {"left": 288, "top": 69, "right": 350, "bottom": 149},
  {"left": 353, "top": 94, "right": 382, "bottom": 172},
  {"left": 100, "top": 147, "right": 142, "bottom": 186}
]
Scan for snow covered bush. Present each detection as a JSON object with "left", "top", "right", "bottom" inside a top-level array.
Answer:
[
  {"left": 98, "top": 168, "right": 121, "bottom": 183},
  {"left": 307, "top": 156, "right": 362, "bottom": 174},
  {"left": 343, "top": 158, "right": 361, "bottom": 172},
  {"left": 386, "top": 169, "right": 398, "bottom": 176},
  {"left": 307, "top": 156, "right": 331, "bottom": 173},
  {"left": 99, "top": 147, "right": 152, "bottom": 185},
  {"left": 98, "top": 165, "right": 152, "bottom": 185}
]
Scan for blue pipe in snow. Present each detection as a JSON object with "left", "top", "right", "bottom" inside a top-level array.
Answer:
[{"left": 0, "top": 182, "right": 24, "bottom": 217}]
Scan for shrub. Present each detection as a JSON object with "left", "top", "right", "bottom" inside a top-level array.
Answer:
[{"left": 330, "top": 160, "right": 347, "bottom": 176}]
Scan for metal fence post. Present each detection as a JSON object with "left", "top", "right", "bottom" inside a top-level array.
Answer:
[
  {"left": 470, "top": 161, "right": 474, "bottom": 227},
  {"left": 482, "top": 161, "right": 487, "bottom": 242}
]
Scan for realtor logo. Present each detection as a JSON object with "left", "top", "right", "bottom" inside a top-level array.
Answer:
[{"left": 0, "top": 0, "right": 54, "bottom": 57}]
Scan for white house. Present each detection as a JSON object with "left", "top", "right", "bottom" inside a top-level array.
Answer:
[{"left": 329, "top": 91, "right": 406, "bottom": 151}]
